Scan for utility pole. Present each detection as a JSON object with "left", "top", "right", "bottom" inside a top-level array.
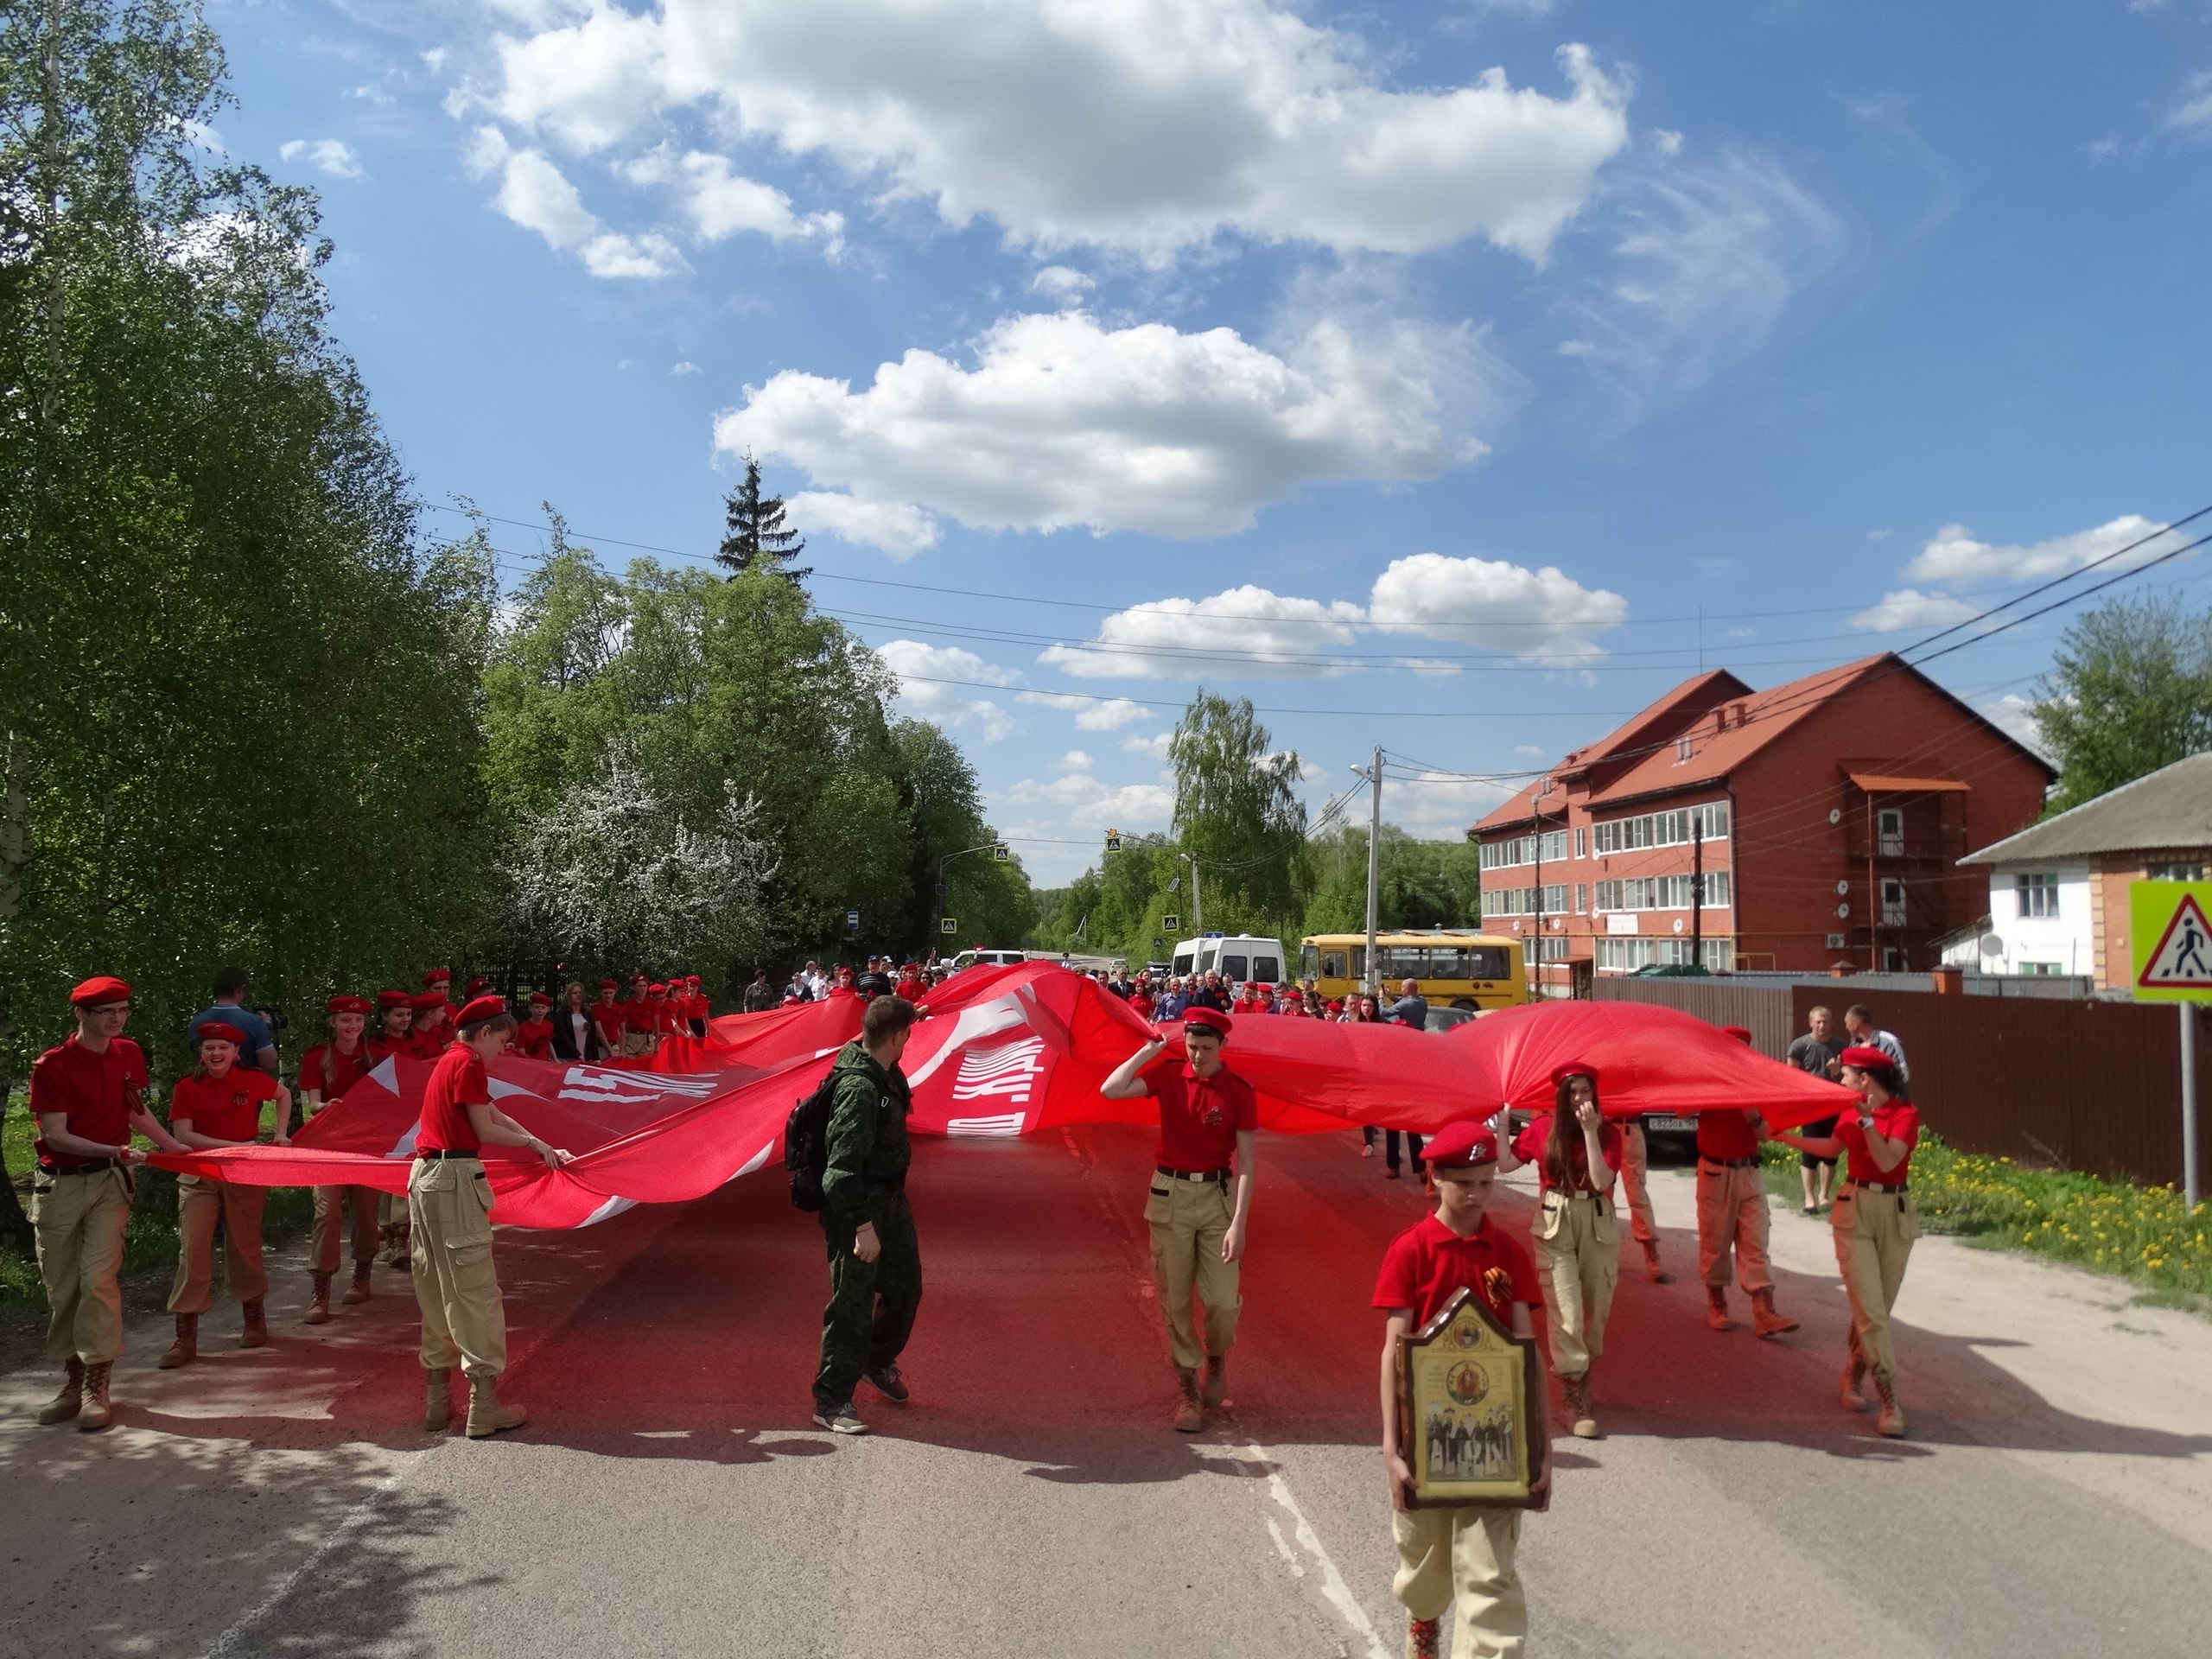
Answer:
[
  {"left": 1531, "top": 780, "right": 1547, "bottom": 1000},
  {"left": 1189, "top": 854, "right": 1203, "bottom": 937},
  {"left": 1690, "top": 818, "right": 1705, "bottom": 969},
  {"left": 1365, "top": 747, "right": 1383, "bottom": 995}
]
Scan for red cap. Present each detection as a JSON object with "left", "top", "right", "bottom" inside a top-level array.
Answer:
[
  {"left": 631, "top": 973, "right": 648, "bottom": 984},
  {"left": 69, "top": 975, "right": 131, "bottom": 1007},
  {"left": 1183, "top": 1006, "right": 1233, "bottom": 1040},
  {"left": 598, "top": 977, "right": 618, "bottom": 990},
  {"left": 1549, "top": 1059, "right": 1599, "bottom": 1088},
  {"left": 465, "top": 976, "right": 490, "bottom": 996},
  {"left": 196, "top": 1021, "right": 247, "bottom": 1047},
  {"left": 687, "top": 975, "right": 702, "bottom": 986},
  {"left": 1325, "top": 1000, "right": 1344, "bottom": 1013},
  {"left": 1838, "top": 1044, "right": 1892, "bottom": 1071},
  {"left": 1422, "top": 1120, "right": 1499, "bottom": 1170},
  {"left": 423, "top": 969, "right": 450, "bottom": 985},
  {"left": 1721, "top": 1026, "right": 1754, "bottom": 1046},
  {"left": 410, "top": 991, "right": 447, "bottom": 1011},
  {"left": 377, "top": 988, "right": 411, "bottom": 1009},
  {"left": 455, "top": 994, "right": 508, "bottom": 1027},
  {"left": 327, "top": 995, "right": 372, "bottom": 1015},
  {"left": 529, "top": 990, "right": 552, "bottom": 1007},
  {"left": 649, "top": 982, "right": 667, "bottom": 995}
]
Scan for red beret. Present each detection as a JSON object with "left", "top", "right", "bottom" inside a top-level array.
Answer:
[
  {"left": 1549, "top": 1059, "right": 1599, "bottom": 1088},
  {"left": 1183, "top": 1006, "right": 1232, "bottom": 1040},
  {"left": 598, "top": 977, "right": 618, "bottom": 990},
  {"left": 1422, "top": 1121, "right": 1499, "bottom": 1170},
  {"left": 455, "top": 994, "right": 508, "bottom": 1027},
  {"left": 196, "top": 1021, "right": 247, "bottom": 1047},
  {"left": 688, "top": 975, "right": 702, "bottom": 986},
  {"left": 70, "top": 975, "right": 131, "bottom": 1007},
  {"left": 465, "top": 976, "right": 490, "bottom": 996},
  {"left": 631, "top": 973, "right": 648, "bottom": 983},
  {"left": 423, "top": 969, "right": 450, "bottom": 984},
  {"left": 1721, "top": 1026, "right": 1754, "bottom": 1046},
  {"left": 327, "top": 995, "right": 372, "bottom": 1015},
  {"left": 377, "top": 988, "right": 411, "bottom": 1009},
  {"left": 649, "top": 982, "right": 667, "bottom": 994},
  {"left": 528, "top": 990, "right": 553, "bottom": 1007},
  {"left": 1838, "top": 1044, "right": 1893, "bottom": 1071},
  {"left": 410, "top": 991, "right": 447, "bottom": 1011}
]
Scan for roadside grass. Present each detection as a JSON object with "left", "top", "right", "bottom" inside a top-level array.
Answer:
[
  {"left": 2, "top": 1095, "right": 313, "bottom": 1312},
  {"left": 1763, "top": 1133, "right": 2212, "bottom": 1305}
]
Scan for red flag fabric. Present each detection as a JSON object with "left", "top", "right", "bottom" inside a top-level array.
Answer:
[{"left": 1445, "top": 999, "right": 1856, "bottom": 1129}]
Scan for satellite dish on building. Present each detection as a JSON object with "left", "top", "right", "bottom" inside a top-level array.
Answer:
[
  {"left": 1835, "top": 880, "right": 1849, "bottom": 896},
  {"left": 1835, "top": 902, "right": 1851, "bottom": 918},
  {"left": 1829, "top": 809, "right": 1842, "bottom": 824},
  {"left": 1979, "top": 933, "right": 2005, "bottom": 957}
]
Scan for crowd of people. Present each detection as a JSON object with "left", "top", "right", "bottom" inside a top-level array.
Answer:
[{"left": 24, "top": 957, "right": 1923, "bottom": 1659}]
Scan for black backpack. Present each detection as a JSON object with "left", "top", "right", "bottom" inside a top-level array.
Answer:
[{"left": 784, "top": 1069, "right": 843, "bottom": 1211}]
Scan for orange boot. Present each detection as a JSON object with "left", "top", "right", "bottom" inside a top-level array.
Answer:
[{"left": 1751, "top": 1287, "right": 1799, "bottom": 1338}]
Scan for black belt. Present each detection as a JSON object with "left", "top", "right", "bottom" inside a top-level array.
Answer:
[
  {"left": 1701, "top": 1157, "right": 1760, "bottom": 1169},
  {"left": 41, "top": 1158, "right": 123, "bottom": 1175},
  {"left": 416, "top": 1148, "right": 480, "bottom": 1161},
  {"left": 1850, "top": 1179, "right": 1908, "bottom": 1194},
  {"left": 1156, "top": 1164, "right": 1230, "bottom": 1183}
]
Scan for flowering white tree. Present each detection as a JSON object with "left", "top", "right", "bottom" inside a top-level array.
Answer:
[{"left": 501, "top": 753, "right": 776, "bottom": 968}]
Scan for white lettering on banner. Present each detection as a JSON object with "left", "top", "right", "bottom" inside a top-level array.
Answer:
[
  {"left": 945, "top": 1112, "right": 1027, "bottom": 1137},
  {"left": 906, "top": 995, "right": 1033, "bottom": 1084},
  {"left": 556, "top": 1065, "right": 719, "bottom": 1103},
  {"left": 951, "top": 1037, "right": 1046, "bottom": 1103}
]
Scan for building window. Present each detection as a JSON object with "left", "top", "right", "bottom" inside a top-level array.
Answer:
[
  {"left": 2150, "top": 861, "right": 2210, "bottom": 882},
  {"left": 1574, "top": 826, "right": 1586, "bottom": 860},
  {"left": 2015, "top": 872, "right": 2060, "bottom": 918},
  {"left": 1592, "top": 871, "right": 1731, "bottom": 912},
  {"left": 1594, "top": 937, "right": 1732, "bottom": 972},
  {"left": 1574, "top": 884, "right": 1587, "bottom": 914},
  {"left": 1592, "top": 802, "right": 1729, "bottom": 855},
  {"left": 1883, "top": 946, "right": 1908, "bottom": 971},
  {"left": 1675, "top": 736, "right": 1694, "bottom": 764},
  {"left": 1877, "top": 807, "right": 1904, "bottom": 857},
  {"left": 2022, "top": 962, "right": 2063, "bottom": 976},
  {"left": 1879, "top": 877, "right": 1907, "bottom": 926}
]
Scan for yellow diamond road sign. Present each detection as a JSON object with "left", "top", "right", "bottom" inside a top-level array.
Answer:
[{"left": 2131, "top": 880, "right": 2212, "bottom": 1002}]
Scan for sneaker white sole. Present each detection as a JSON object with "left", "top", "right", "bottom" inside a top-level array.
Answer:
[{"left": 813, "top": 1410, "right": 869, "bottom": 1435}]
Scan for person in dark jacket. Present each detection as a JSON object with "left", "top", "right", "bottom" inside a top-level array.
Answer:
[
  {"left": 549, "top": 982, "right": 609, "bottom": 1062},
  {"left": 811, "top": 995, "right": 922, "bottom": 1436},
  {"left": 742, "top": 969, "right": 779, "bottom": 1014}
]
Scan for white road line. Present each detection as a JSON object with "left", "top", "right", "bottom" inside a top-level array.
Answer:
[
  {"left": 1242, "top": 1442, "right": 1391, "bottom": 1659},
  {"left": 195, "top": 1472, "right": 402, "bottom": 1658}
]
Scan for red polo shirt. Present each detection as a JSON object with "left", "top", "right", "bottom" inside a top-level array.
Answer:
[
  {"left": 1512, "top": 1113, "right": 1623, "bottom": 1192},
  {"left": 514, "top": 1018, "right": 554, "bottom": 1060},
  {"left": 591, "top": 1002, "right": 626, "bottom": 1046},
  {"left": 29, "top": 1035, "right": 149, "bottom": 1169},
  {"left": 1696, "top": 1109, "right": 1761, "bottom": 1162},
  {"left": 1837, "top": 1101, "right": 1920, "bottom": 1185},
  {"left": 624, "top": 999, "right": 657, "bottom": 1033},
  {"left": 1374, "top": 1212, "right": 1544, "bottom": 1326},
  {"left": 417, "top": 1046, "right": 490, "bottom": 1154},
  {"left": 169, "top": 1067, "right": 282, "bottom": 1143},
  {"left": 1147, "top": 1062, "right": 1258, "bottom": 1170},
  {"left": 302, "top": 1039, "right": 375, "bottom": 1103}
]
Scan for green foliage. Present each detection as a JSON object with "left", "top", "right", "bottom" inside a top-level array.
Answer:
[
  {"left": 2031, "top": 594, "right": 2212, "bottom": 813},
  {"left": 716, "top": 451, "right": 810, "bottom": 581},
  {"left": 1169, "top": 690, "right": 1306, "bottom": 932},
  {"left": 1300, "top": 825, "right": 1485, "bottom": 936}
]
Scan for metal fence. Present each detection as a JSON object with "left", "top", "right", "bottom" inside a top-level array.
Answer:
[{"left": 1594, "top": 976, "right": 2211, "bottom": 1192}]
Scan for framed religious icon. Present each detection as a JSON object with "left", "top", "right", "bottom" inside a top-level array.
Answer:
[{"left": 1395, "top": 1286, "right": 1548, "bottom": 1510}]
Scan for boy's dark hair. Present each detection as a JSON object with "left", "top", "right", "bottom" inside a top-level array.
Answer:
[
  {"left": 862, "top": 995, "right": 916, "bottom": 1044},
  {"left": 213, "top": 966, "right": 251, "bottom": 999},
  {"left": 458, "top": 1010, "right": 519, "bottom": 1040}
]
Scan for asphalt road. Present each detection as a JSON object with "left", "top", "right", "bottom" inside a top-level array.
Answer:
[{"left": 3, "top": 1128, "right": 2209, "bottom": 1659}]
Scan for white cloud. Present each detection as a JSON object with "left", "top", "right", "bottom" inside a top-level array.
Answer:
[
  {"left": 280, "top": 138, "right": 364, "bottom": 179},
  {"left": 1030, "top": 265, "right": 1093, "bottom": 298},
  {"left": 716, "top": 310, "right": 1475, "bottom": 543},
  {"left": 999, "top": 772, "right": 1175, "bottom": 820},
  {"left": 1845, "top": 588, "right": 1980, "bottom": 632},
  {"left": 670, "top": 360, "right": 701, "bottom": 375},
  {"left": 1016, "top": 691, "right": 1154, "bottom": 729},
  {"left": 423, "top": 47, "right": 449, "bottom": 73},
  {"left": 485, "top": 2, "right": 1630, "bottom": 260},
  {"left": 623, "top": 149, "right": 844, "bottom": 250},
  {"left": 1385, "top": 772, "right": 1516, "bottom": 838},
  {"left": 1978, "top": 693, "right": 2047, "bottom": 755},
  {"left": 1366, "top": 553, "right": 1626, "bottom": 664},
  {"left": 1122, "top": 730, "right": 1174, "bottom": 759},
  {"left": 1041, "top": 585, "right": 1365, "bottom": 679},
  {"left": 1512, "top": 744, "right": 1544, "bottom": 755},
  {"left": 1059, "top": 749, "right": 1095, "bottom": 772},
  {"left": 2167, "top": 70, "right": 2212, "bottom": 135},
  {"left": 467, "top": 128, "right": 687, "bottom": 277},
  {"left": 1866, "top": 527, "right": 1892, "bottom": 541},
  {"left": 1901, "top": 515, "right": 2190, "bottom": 588},
  {"left": 784, "top": 491, "right": 939, "bottom": 558},
  {"left": 875, "top": 639, "right": 1017, "bottom": 740}
]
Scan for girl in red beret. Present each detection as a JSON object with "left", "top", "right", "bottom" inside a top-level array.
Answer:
[
  {"left": 161, "top": 1024, "right": 292, "bottom": 1368},
  {"left": 301, "top": 995, "right": 382, "bottom": 1322}
]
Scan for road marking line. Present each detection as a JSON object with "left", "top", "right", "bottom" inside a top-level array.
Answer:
[
  {"left": 1264, "top": 1515, "right": 1306, "bottom": 1578},
  {"left": 1242, "top": 1442, "right": 1391, "bottom": 1659},
  {"left": 195, "top": 1471, "right": 402, "bottom": 1659}
]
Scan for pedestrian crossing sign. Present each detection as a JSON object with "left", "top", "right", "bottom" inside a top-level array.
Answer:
[{"left": 2131, "top": 881, "right": 2212, "bottom": 1001}]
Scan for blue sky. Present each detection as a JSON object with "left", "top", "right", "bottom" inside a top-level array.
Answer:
[{"left": 213, "top": 1, "right": 2212, "bottom": 883}]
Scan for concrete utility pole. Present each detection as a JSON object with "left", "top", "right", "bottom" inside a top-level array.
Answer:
[{"left": 1365, "top": 747, "right": 1383, "bottom": 995}]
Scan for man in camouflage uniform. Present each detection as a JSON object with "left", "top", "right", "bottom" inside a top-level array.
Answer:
[{"left": 811, "top": 995, "right": 923, "bottom": 1436}]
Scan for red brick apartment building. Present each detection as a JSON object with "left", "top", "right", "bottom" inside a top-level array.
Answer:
[{"left": 1470, "top": 654, "right": 2055, "bottom": 995}]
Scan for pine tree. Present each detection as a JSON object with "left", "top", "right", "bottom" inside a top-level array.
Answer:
[{"left": 716, "top": 452, "right": 810, "bottom": 581}]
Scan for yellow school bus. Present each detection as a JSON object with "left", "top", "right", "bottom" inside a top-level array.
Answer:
[{"left": 1298, "top": 932, "right": 1529, "bottom": 1011}]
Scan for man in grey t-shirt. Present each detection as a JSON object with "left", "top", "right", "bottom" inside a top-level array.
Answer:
[{"left": 1786, "top": 1005, "right": 1844, "bottom": 1213}]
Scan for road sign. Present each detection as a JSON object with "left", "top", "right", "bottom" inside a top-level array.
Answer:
[
  {"left": 940, "top": 917, "right": 957, "bottom": 933},
  {"left": 992, "top": 843, "right": 1009, "bottom": 861},
  {"left": 2132, "top": 881, "right": 2212, "bottom": 1001},
  {"left": 1105, "top": 829, "right": 1122, "bottom": 852},
  {"left": 1162, "top": 914, "right": 1180, "bottom": 932},
  {"left": 844, "top": 909, "right": 860, "bottom": 938}
]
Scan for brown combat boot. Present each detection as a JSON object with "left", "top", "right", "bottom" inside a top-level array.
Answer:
[
  {"left": 465, "top": 1377, "right": 529, "bottom": 1439},
  {"left": 37, "top": 1357, "right": 85, "bottom": 1426},
  {"left": 1706, "top": 1286, "right": 1733, "bottom": 1332},
  {"left": 240, "top": 1297, "right": 269, "bottom": 1349},
  {"left": 1171, "top": 1367, "right": 1204, "bottom": 1433},
  {"left": 1872, "top": 1372, "right": 1906, "bottom": 1439},
  {"left": 1639, "top": 1237, "right": 1668, "bottom": 1284},
  {"left": 1201, "top": 1351, "right": 1229, "bottom": 1409},
  {"left": 423, "top": 1369, "right": 454, "bottom": 1432},
  {"left": 1839, "top": 1338, "right": 1868, "bottom": 1412},
  {"left": 1751, "top": 1287, "right": 1799, "bottom": 1338},
  {"left": 341, "top": 1262, "right": 373, "bottom": 1306},
  {"left": 79, "top": 1362, "right": 115, "bottom": 1432},
  {"left": 305, "top": 1273, "right": 334, "bottom": 1325},
  {"left": 1562, "top": 1370, "right": 1599, "bottom": 1440},
  {"left": 159, "top": 1313, "right": 200, "bottom": 1370},
  {"left": 1406, "top": 1614, "right": 1442, "bottom": 1659}
]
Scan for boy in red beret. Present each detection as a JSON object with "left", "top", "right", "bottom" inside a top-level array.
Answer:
[
  {"left": 1376, "top": 1120, "right": 1547, "bottom": 1659},
  {"left": 1100, "top": 1004, "right": 1259, "bottom": 1432},
  {"left": 514, "top": 992, "right": 556, "bottom": 1060}
]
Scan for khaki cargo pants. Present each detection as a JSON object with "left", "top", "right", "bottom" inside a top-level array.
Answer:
[
  {"left": 1833, "top": 1182, "right": 1918, "bottom": 1380},
  {"left": 1145, "top": 1173, "right": 1241, "bottom": 1371},
  {"left": 167, "top": 1173, "right": 269, "bottom": 1314},
  {"left": 312, "top": 1185, "right": 383, "bottom": 1273},
  {"left": 408, "top": 1158, "right": 507, "bottom": 1380},
  {"left": 1695, "top": 1161, "right": 1773, "bottom": 1294},
  {"left": 1531, "top": 1190, "right": 1618, "bottom": 1379},
  {"left": 31, "top": 1165, "right": 133, "bottom": 1366},
  {"left": 1393, "top": 1504, "right": 1525, "bottom": 1658},
  {"left": 1618, "top": 1122, "right": 1656, "bottom": 1245}
]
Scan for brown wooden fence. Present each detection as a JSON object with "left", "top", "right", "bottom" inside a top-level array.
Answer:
[{"left": 1594, "top": 978, "right": 2211, "bottom": 1193}]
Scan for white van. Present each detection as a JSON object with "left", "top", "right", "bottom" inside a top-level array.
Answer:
[
  {"left": 947, "top": 948, "right": 1028, "bottom": 973},
  {"left": 1170, "top": 933, "right": 1286, "bottom": 987}
]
